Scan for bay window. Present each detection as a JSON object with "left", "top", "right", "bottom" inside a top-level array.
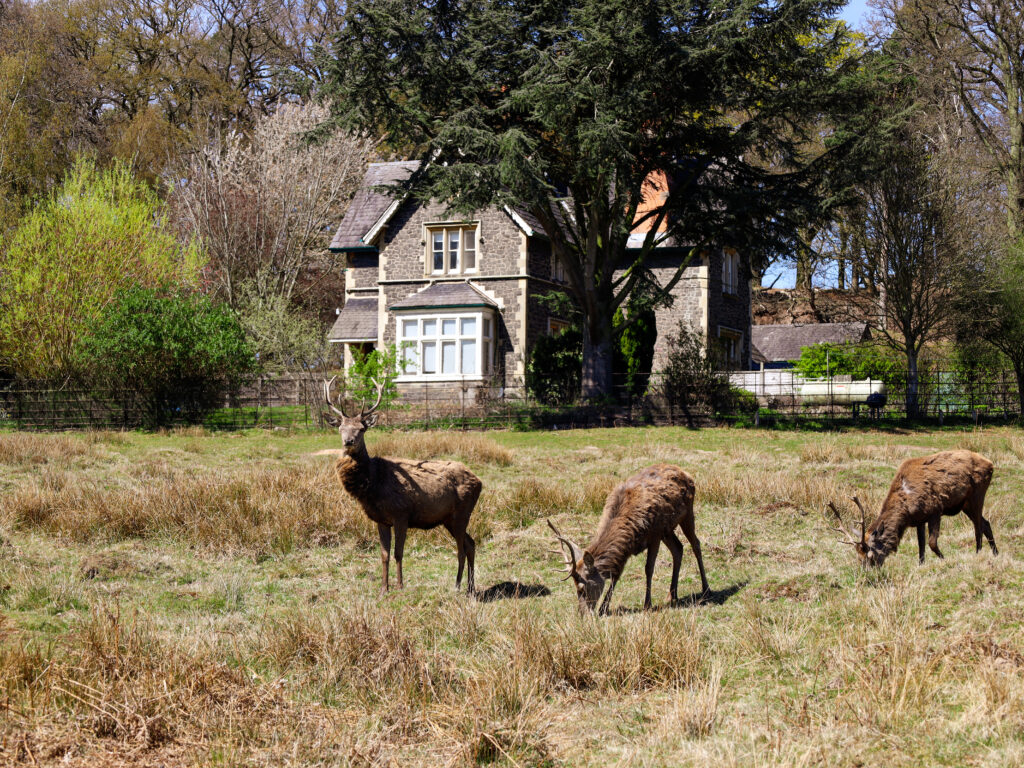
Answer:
[{"left": 398, "top": 311, "right": 495, "bottom": 379}]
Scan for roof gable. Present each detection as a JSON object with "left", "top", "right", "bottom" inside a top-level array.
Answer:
[{"left": 330, "top": 161, "right": 419, "bottom": 251}]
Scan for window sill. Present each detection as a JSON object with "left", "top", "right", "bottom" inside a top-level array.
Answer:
[{"left": 396, "top": 375, "right": 490, "bottom": 383}]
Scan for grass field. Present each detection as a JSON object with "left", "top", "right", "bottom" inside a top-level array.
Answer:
[{"left": 1, "top": 424, "right": 1024, "bottom": 766}]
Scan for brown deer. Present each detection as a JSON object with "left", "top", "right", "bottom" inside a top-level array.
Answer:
[
  {"left": 548, "top": 463, "right": 709, "bottom": 615},
  {"left": 829, "top": 449, "right": 997, "bottom": 567},
  {"left": 323, "top": 377, "right": 482, "bottom": 594}
]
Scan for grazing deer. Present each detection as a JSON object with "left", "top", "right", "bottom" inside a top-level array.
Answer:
[
  {"left": 324, "top": 377, "right": 482, "bottom": 594},
  {"left": 829, "top": 449, "right": 997, "bottom": 567},
  {"left": 548, "top": 463, "right": 709, "bottom": 615}
]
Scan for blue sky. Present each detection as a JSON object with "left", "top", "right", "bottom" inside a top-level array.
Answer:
[
  {"left": 840, "top": 0, "right": 872, "bottom": 27},
  {"left": 760, "top": 0, "right": 873, "bottom": 290}
]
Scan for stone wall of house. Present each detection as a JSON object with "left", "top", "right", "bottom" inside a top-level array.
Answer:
[
  {"left": 648, "top": 251, "right": 709, "bottom": 370},
  {"left": 372, "top": 200, "right": 555, "bottom": 385},
  {"left": 381, "top": 200, "right": 523, "bottom": 280},
  {"left": 347, "top": 252, "right": 381, "bottom": 294},
  {"left": 646, "top": 249, "right": 752, "bottom": 370},
  {"left": 705, "top": 248, "right": 752, "bottom": 368}
]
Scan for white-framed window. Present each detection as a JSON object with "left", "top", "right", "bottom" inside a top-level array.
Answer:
[
  {"left": 551, "top": 252, "right": 566, "bottom": 283},
  {"left": 426, "top": 223, "right": 479, "bottom": 276},
  {"left": 721, "top": 250, "right": 741, "bottom": 295},
  {"left": 398, "top": 310, "right": 495, "bottom": 379}
]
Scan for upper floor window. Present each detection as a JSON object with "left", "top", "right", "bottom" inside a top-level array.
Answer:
[
  {"left": 551, "top": 252, "right": 566, "bottom": 283},
  {"left": 427, "top": 223, "right": 478, "bottom": 276},
  {"left": 722, "top": 250, "right": 741, "bottom": 295}
]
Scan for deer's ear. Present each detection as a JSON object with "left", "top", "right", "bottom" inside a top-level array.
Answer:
[
  {"left": 363, "top": 413, "right": 379, "bottom": 428},
  {"left": 583, "top": 551, "right": 595, "bottom": 569}
]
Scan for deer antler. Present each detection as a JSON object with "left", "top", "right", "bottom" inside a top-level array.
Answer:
[
  {"left": 826, "top": 501, "right": 862, "bottom": 546},
  {"left": 547, "top": 519, "right": 583, "bottom": 577},
  {"left": 323, "top": 376, "right": 350, "bottom": 419},
  {"left": 851, "top": 496, "right": 868, "bottom": 543},
  {"left": 362, "top": 376, "right": 386, "bottom": 417}
]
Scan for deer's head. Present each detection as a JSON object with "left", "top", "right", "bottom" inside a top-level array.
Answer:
[
  {"left": 548, "top": 519, "right": 604, "bottom": 614},
  {"left": 323, "top": 376, "right": 385, "bottom": 455},
  {"left": 828, "top": 497, "right": 886, "bottom": 566}
]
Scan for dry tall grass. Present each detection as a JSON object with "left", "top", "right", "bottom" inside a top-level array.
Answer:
[
  {"left": 2, "top": 425, "right": 1023, "bottom": 766},
  {"left": 0, "top": 462, "right": 376, "bottom": 553}
]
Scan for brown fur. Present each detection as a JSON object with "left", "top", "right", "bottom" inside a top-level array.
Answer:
[
  {"left": 856, "top": 450, "right": 997, "bottom": 566},
  {"left": 329, "top": 408, "right": 482, "bottom": 594},
  {"left": 551, "top": 463, "right": 709, "bottom": 615}
]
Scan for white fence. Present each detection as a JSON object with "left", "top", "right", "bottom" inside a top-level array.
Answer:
[{"left": 727, "top": 371, "right": 886, "bottom": 405}]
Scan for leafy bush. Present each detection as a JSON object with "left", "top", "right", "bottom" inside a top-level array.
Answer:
[
  {"left": 614, "top": 305, "right": 657, "bottom": 399},
  {"left": 0, "top": 159, "right": 203, "bottom": 377},
  {"left": 659, "top": 321, "right": 730, "bottom": 418},
  {"left": 345, "top": 345, "right": 404, "bottom": 412},
  {"left": 526, "top": 326, "right": 583, "bottom": 405},
  {"left": 791, "top": 342, "right": 905, "bottom": 390},
  {"left": 77, "top": 287, "right": 255, "bottom": 426}
]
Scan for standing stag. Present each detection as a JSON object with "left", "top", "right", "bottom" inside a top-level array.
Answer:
[
  {"left": 548, "top": 463, "right": 709, "bottom": 615},
  {"left": 829, "top": 449, "right": 997, "bottom": 567},
  {"left": 324, "top": 377, "right": 482, "bottom": 594}
]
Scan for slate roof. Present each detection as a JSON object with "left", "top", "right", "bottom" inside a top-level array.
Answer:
[
  {"left": 331, "top": 160, "right": 554, "bottom": 250},
  {"left": 751, "top": 323, "right": 872, "bottom": 363},
  {"left": 327, "top": 298, "right": 378, "bottom": 342},
  {"left": 389, "top": 282, "right": 499, "bottom": 311},
  {"left": 330, "top": 161, "right": 419, "bottom": 250}
]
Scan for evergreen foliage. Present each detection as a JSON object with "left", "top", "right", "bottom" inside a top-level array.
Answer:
[{"left": 325, "top": 0, "right": 880, "bottom": 397}]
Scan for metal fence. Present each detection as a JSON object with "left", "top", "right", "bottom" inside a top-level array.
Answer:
[{"left": 0, "top": 368, "right": 1020, "bottom": 431}]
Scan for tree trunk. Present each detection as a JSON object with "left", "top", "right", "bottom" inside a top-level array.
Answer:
[
  {"left": 581, "top": 317, "right": 615, "bottom": 401},
  {"left": 906, "top": 349, "right": 920, "bottom": 419}
]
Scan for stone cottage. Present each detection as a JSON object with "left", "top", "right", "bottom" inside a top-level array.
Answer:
[{"left": 327, "top": 161, "right": 753, "bottom": 395}]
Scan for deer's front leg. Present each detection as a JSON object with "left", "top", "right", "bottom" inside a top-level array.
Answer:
[
  {"left": 378, "top": 523, "right": 392, "bottom": 594},
  {"left": 916, "top": 524, "right": 927, "bottom": 563},
  {"left": 393, "top": 519, "right": 407, "bottom": 589}
]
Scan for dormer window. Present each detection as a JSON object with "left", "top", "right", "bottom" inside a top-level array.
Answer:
[{"left": 427, "top": 223, "right": 478, "bottom": 276}]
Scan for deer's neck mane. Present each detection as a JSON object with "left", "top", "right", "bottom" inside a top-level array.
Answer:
[
  {"left": 588, "top": 513, "right": 642, "bottom": 578},
  {"left": 335, "top": 446, "right": 375, "bottom": 501}
]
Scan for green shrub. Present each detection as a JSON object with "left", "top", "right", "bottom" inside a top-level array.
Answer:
[
  {"left": 614, "top": 305, "right": 657, "bottom": 399},
  {"left": 77, "top": 287, "right": 255, "bottom": 426},
  {"left": 526, "top": 326, "right": 583, "bottom": 405},
  {"left": 346, "top": 345, "right": 404, "bottom": 412}
]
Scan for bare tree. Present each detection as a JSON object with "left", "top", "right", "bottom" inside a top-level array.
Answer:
[
  {"left": 170, "top": 102, "right": 375, "bottom": 308},
  {"left": 858, "top": 130, "right": 963, "bottom": 417},
  {"left": 882, "top": 0, "right": 1024, "bottom": 240}
]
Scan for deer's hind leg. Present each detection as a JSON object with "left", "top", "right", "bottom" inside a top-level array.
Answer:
[
  {"left": 927, "top": 516, "right": 944, "bottom": 559},
  {"left": 965, "top": 484, "right": 998, "bottom": 555},
  {"left": 680, "top": 514, "right": 710, "bottom": 595},
  {"left": 663, "top": 531, "right": 684, "bottom": 603},
  {"left": 444, "top": 518, "right": 475, "bottom": 595}
]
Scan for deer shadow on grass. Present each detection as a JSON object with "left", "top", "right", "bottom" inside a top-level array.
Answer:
[
  {"left": 475, "top": 581, "right": 551, "bottom": 602},
  {"left": 612, "top": 581, "right": 747, "bottom": 615}
]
